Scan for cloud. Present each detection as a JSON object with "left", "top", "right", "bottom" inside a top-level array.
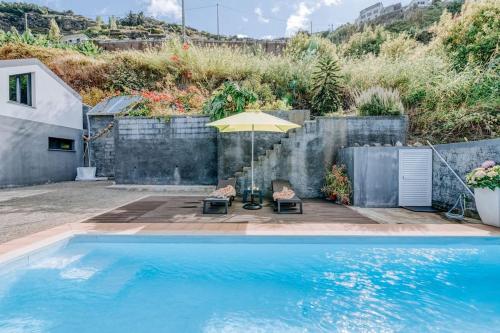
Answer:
[
  {"left": 146, "top": 0, "right": 182, "bottom": 19},
  {"left": 254, "top": 7, "right": 270, "bottom": 23},
  {"left": 41, "top": 0, "right": 62, "bottom": 9},
  {"left": 261, "top": 35, "right": 274, "bottom": 40},
  {"left": 285, "top": 0, "right": 342, "bottom": 36},
  {"left": 271, "top": 5, "right": 280, "bottom": 13},
  {"left": 323, "top": 0, "right": 342, "bottom": 5},
  {"left": 285, "top": 2, "right": 313, "bottom": 35},
  {"left": 242, "top": 16, "right": 249, "bottom": 22},
  {"left": 237, "top": 34, "right": 248, "bottom": 38}
]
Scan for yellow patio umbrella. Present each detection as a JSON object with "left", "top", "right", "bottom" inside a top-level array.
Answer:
[{"left": 207, "top": 111, "right": 301, "bottom": 209}]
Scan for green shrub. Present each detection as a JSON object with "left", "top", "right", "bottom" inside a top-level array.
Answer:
[
  {"left": 74, "top": 41, "right": 101, "bottom": 56},
  {"left": 380, "top": 33, "right": 420, "bottom": 59},
  {"left": 285, "top": 32, "right": 337, "bottom": 60},
  {"left": 0, "top": 28, "right": 102, "bottom": 56},
  {"left": 203, "top": 82, "right": 257, "bottom": 120},
  {"left": 342, "top": 26, "right": 389, "bottom": 58},
  {"left": 311, "top": 55, "right": 343, "bottom": 115},
  {"left": 440, "top": 0, "right": 500, "bottom": 70},
  {"left": 325, "top": 23, "right": 360, "bottom": 45},
  {"left": 355, "top": 87, "right": 404, "bottom": 116}
]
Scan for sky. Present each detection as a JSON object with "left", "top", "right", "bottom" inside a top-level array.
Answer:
[{"left": 12, "top": 0, "right": 413, "bottom": 38}]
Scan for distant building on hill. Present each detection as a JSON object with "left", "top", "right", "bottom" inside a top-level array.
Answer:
[
  {"left": 356, "top": 0, "right": 431, "bottom": 25},
  {"left": 381, "top": 3, "right": 403, "bottom": 15},
  {"left": 61, "top": 33, "right": 89, "bottom": 44},
  {"left": 406, "top": 0, "right": 433, "bottom": 10},
  {"left": 356, "top": 2, "right": 384, "bottom": 24}
]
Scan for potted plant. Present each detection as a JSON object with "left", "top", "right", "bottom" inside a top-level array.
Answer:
[
  {"left": 77, "top": 121, "right": 114, "bottom": 181},
  {"left": 466, "top": 160, "right": 500, "bottom": 227},
  {"left": 321, "top": 165, "right": 352, "bottom": 205},
  {"left": 76, "top": 139, "right": 97, "bottom": 180}
]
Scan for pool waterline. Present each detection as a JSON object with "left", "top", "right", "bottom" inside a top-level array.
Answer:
[{"left": 2, "top": 219, "right": 499, "bottom": 266}]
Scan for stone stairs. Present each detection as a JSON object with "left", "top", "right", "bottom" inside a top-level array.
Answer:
[{"left": 234, "top": 120, "right": 318, "bottom": 196}]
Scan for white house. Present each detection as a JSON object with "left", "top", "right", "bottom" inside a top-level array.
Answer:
[
  {"left": 61, "top": 33, "right": 89, "bottom": 44},
  {"left": 356, "top": 2, "right": 384, "bottom": 24},
  {"left": 406, "top": 0, "right": 432, "bottom": 10},
  {"left": 0, "top": 58, "right": 83, "bottom": 187}
]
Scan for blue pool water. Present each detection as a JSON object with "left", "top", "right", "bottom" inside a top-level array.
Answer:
[{"left": 1, "top": 236, "right": 500, "bottom": 333}]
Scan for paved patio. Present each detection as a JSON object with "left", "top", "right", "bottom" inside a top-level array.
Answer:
[
  {"left": 84, "top": 196, "right": 377, "bottom": 224},
  {"left": 0, "top": 181, "right": 209, "bottom": 244},
  {"left": 0, "top": 181, "right": 486, "bottom": 246}
]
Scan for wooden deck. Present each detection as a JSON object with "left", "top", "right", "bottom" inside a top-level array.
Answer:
[{"left": 85, "top": 196, "right": 377, "bottom": 224}]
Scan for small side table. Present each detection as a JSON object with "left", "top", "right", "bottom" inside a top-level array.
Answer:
[
  {"left": 202, "top": 197, "right": 229, "bottom": 214},
  {"left": 242, "top": 189, "right": 263, "bottom": 204}
]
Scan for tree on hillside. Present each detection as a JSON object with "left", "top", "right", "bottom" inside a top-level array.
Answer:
[
  {"left": 96, "top": 16, "right": 103, "bottom": 30},
  {"left": 109, "top": 16, "right": 118, "bottom": 30},
  {"left": 48, "top": 18, "right": 61, "bottom": 41},
  {"left": 122, "top": 11, "right": 146, "bottom": 26},
  {"left": 311, "top": 55, "right": 343, "bottom": 115}
]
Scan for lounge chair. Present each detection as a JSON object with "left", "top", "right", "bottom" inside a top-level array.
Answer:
[
  {"left": 202, "top": 178, "right": 236, "bottom": 214},
  {"left": 272, "top": 179, "right": 303, "bottom": 214}
]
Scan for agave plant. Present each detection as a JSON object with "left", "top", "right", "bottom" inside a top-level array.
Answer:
[{"left": 310, "top": 54, "right": 343, "bottom": 116}]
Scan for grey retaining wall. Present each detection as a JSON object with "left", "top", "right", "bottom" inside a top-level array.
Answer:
[
  {"left": 338, "top": 138, "right": 500, "bottom": 212},
  {"left": 236, "top": 116, "right": 408, "bottom": 198},
  {"left": 95, "top": 112, "right": 408, "bottom": 197},
  {"left": 113, "top": 116, "right": 218, "bottom": 185},
  {"left": 432, "top": 139, "right": 500, "bottom": 213}
]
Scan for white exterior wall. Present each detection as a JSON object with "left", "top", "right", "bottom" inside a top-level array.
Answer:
[
  {"left": 407, "top": 0, "right": 432, "bottom": 8},
  {"left": 0, "top": 61, "right": 82, "bottom": 130},
  {"left": 358, "top": 3, "right": 383, "bottom": 23}
]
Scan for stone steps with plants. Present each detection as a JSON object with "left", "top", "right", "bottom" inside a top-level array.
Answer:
[{"left": 234, "top": 119, "right": 318, "bottom": 196}]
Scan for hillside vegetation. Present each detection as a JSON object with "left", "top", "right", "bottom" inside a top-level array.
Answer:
[
  {"left": 0, "top": 0, "right": 498, "bottom": 143},
  {"left": 0, "top": 2, "right": 218, "bottom": 40},
  {"left": 324, "top": 0, "right": 465, "bottom": 45}
]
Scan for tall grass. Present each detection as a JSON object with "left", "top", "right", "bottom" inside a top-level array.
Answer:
[{"left": 0, "top": 0, "right": 497, "bottom": 142}]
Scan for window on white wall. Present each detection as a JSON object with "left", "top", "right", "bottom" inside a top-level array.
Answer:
[
  {"left": 9, "top": 73, "right": 32, "bottom": 106},
  {"left": 48, "top": 137, "right": 75, "bottom": 151}
]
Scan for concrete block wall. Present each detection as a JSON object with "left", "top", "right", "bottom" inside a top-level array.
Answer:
[
  {"left": 88, "top": 115, "right": 115, "bottom": 178},
  {"left": 236, "top": 116, "right": 408, "bottom": 198},
  {"left": 113, "top": 116, "right": 218, "bottom": 185}
]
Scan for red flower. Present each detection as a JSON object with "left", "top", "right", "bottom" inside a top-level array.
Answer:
[
  {"left": 175, "top": 100, "right": 185, "bottom": 113},
  {"left": 170, "top": 55, "right": 180, "bottom": 63},
  {"left": 182, "top": 43, "right": 190, "bottom": 51}
]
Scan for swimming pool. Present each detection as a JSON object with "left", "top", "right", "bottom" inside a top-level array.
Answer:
[{"left": 1, "top": 236, "right": 499, "bottom": 333}]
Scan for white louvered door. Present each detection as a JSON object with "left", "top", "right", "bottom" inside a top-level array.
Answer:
[{"left": 398, "top": 149, "right": 432, "bottom": 207}]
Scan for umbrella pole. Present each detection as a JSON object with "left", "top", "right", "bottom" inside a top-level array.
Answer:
[
  {"left": 251, "top": 125, "right": 254, "bottom": 194},
  {"left": 243, "top": 124, "right": 262, "bottom": 210}
]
